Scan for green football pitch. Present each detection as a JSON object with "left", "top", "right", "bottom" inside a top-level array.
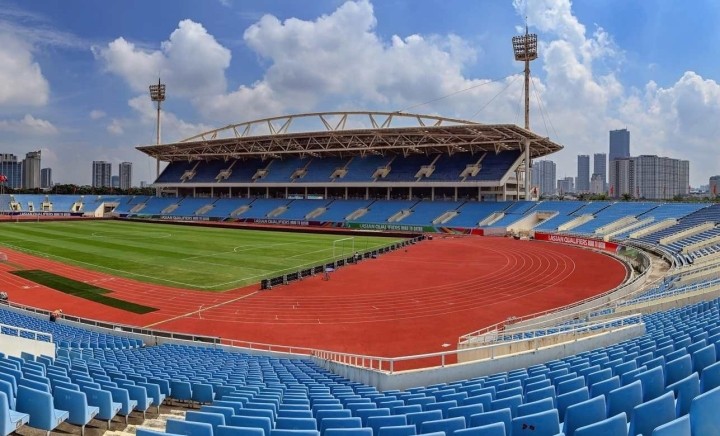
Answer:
[{"left": 0, "top": 220, "right": 403, "bottom": 291}]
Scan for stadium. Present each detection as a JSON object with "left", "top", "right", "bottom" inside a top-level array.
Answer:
[{"left": 0, "top": 104, "right": 719, "bottom": 436}]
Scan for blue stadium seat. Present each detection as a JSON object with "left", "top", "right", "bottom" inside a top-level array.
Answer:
[
  {"left": 0, "top": 391, "right": 28, "bottom": 436},
  {"left": 419, "top": 416, "right": 466, "bottom": 435},
  {"left": 447, "top": 404, "right": 483, "bottom": 425},
  {"left": 323, "top": 429, "right": 372, "bottom": 436},
  {"left": 607, "top": 380, "right": 643, "bottom": 419},
  {"left": 376, "top": 425, "right": 416, "bottom": 436},
  {"left": 166, "top": 419, "right": 213, "bottom": 436},
  {"left": 276, "top": 417, "right": 318, "bottom": 430},
  {"left": 366, "top": 415, "right": 406, "bottom": 435},
  {"left": 633, "top": 366, "right": 666, "bottom": 401},
  {"left": 319, "top": 417, "right": 361, "bottom": 436},
  {"left": 217, "top": 425, "right": 264, "bottom": 436},
  {"left": 666, "top": 372, "right": 700, "bottom": 416},
  {"left": 562, "top": 395, "right": 606, "bottom": 436},
  {"left": 405, "top": 410, "right": 443, "bottom": 431},
  {"left": 652, "top": 414, "right": 691, "bottom": 436},
  {"left": 200, "top": 405, "right": 235, "bottom": 421},
  {"left": 666, "top": 355, "right": 693, "bottom": 386},
  {"left": 628, "top": 391, "right": 676, "bottom": 436},
  {"left": 574, "top": 413, "right": 627, "bottom": 436},
  {"left": 692, "top": 344, "right": 717, "bottom": 374},
  {"left": 228, "top": 415, "right": 273, "bottom": 436},
  {"left": 689, "top": 385, "right": 720, "bottom": 435},
  {"left": 510, "top": 409, "right": 560, "bottom": 435},
  {"left": 186, "top": 411, "right": 226, "bottom": 433},
  {"left": 701, "top": 361, "right": 720, "bottom": 392},
  {"left": 589, "top": 376, "right": 620, "bottom": 399},
  {"left": 16, "top": 385, "right": 69, "bottom": 435},
  {"left": 469, "top": 409, "right": 512, "bottom": 432},
  {"left": 53, "top": 386, "right": 99, "bottom": 436},
  {"left": 454, "top": 422, "right": 506, "bottom": 436},
  {"left": 515, "top": 397, "right": 553, "bottom": 417}
]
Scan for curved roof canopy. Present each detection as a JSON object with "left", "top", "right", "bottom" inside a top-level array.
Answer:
[{"left": 136, "top": 111, "right": 563, "bottom": 162}]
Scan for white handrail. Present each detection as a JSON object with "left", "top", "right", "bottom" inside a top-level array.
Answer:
[
  {"left": 313, "top": 314, "right": 643, "bottom": 373},
  {"left": 0, "top": 322, "right": 52, "bottom": 343}
]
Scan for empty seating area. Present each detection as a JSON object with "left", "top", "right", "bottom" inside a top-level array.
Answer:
[
  {"left": 399, "top": 201, "right": 463, "bottom": 226},
  {"left": 636, "top": 204, "right": 720, "bottom": 246},
  {"left": 354, "top": 200, "right": 419, "bottom": 223},
  {"left": 170, "top": 198, "right": 215, "bottom": 216},
  {"left": 319, "top": 200, "right": 373, "bottom": 222},
  {"left": 443, "top": 202, "right": 509, "bottom": 228},
  {"left": 483, "top": 201, "right": 536, "bottom": 228},
  {"left": 0, "top": 308, "right": 140, "bottom": 349},
  {"left": 569, "top": 202, "right": 659, "bottom": 236},
  {"left": 533, "top": 201, "right": 587, "bottom": 231},
  {"left": 281, "top": 200, "right": 331, "bottom": 220},
  {"left": 135, "top": 197, "right": 181, "bottom": 215},
  {"left": 612, "top": 204, "right": 708, "bottom": 240},
  {"left": 6, "top": 296, "right": 711, "bottom": 436},
  {"left": 154, "top": 153, "right": 522, "bottom": 185}
]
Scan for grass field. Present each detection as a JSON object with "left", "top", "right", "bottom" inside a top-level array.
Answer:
[{"left": 0, "top": 220, "right": 403, "bottom": 290}]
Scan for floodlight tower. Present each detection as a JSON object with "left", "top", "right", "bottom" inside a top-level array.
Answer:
[
  {"left": 512, "top": 25, "right": 538, "bottom": 200},
  {"left": 148, "top": 78, "right": 166, "bottom": 195}
]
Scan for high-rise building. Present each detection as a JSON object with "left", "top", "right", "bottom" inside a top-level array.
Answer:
[
  {"left": 609, "top": 128, "right": 630, "bottom": 162},
  {"left": 609, "top": 155, "right": 689, "bottom": 199},
  {"left": 608, "top": 158, "right": 632, "bottom": 198},
  {"left": 590, "top": 174, "right": 605, "bottom": 195},
  {"left": 710, "top": 176, "right": 720, "bottom": 197},
  {"left": 22, "top": 151, "right": 41, "bottom": 189},
  {"left": 557, "top": 176, "right": 574, "bottom": 196},
  {"left": 0, "top": 154, "right": 22, "bottom": 189},
  {"left": 40, "top": 168, "right": 52, "bottom": 188},
  {"left": 531, "top": 160, "right": 556, "bottom": 197},
  {"left": 119, "top": 162, "right": 132, "bottom": 190},
  {"left": 593, "top": 153, "right": 607, "bottom": 192},
  {"left": 111, "top": 175, "right": 120, "bottom": 188},
  {"left": 92, "top": 161, "right": 112, "bottom": 188},
  {"left": 576, "top": 155, "right": 590, "bottom": 193}
]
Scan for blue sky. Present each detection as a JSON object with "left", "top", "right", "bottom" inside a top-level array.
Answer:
[{"left": 0, "top": 0, "right": 718, "bottom": 186}]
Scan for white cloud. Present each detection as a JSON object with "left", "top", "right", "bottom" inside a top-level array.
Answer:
[
  {"left": 0, "top": 33, "right": 50, "bottom": 106},
  {"left": 91, "top": 0, "right": 720, "bottom": 186},
  {"left": 89, "top": 110, "right": 106, "bottom": 120},
  {"left": 94, "top": 19, "right": 231, "bottom": 99},
  {"left": 0, "top": 114, "right": 57, "bottom": 134},
  {"left": 107, "top": 119, "right": 124, "bottom": 135}
]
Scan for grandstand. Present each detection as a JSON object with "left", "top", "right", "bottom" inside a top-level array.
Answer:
[
  {"left": 4, "top": 113, "right": 720, "bottom": 434},
  {"left": 137, "top": 112, "right": 563, "bottom": 203}
]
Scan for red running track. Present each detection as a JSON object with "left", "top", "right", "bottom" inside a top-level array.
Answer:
[{"left": 0, "top": 236, "right": 626, "bottom": 358}]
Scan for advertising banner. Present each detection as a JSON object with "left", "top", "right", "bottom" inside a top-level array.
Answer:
[{"left": 534, "top": 232, "right": 619, "bottom": 253}]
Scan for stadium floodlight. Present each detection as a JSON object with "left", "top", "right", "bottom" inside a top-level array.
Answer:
[
  {"left": 512, "top": 26, "right": 538, "bottom": 201},
  {"left": 512, "top": 27, "right": 537, "bottom": 130},
  {"left": 148, "top": 78, "right": 166, "bottom": 195},
  {"left": 148, "top": 78, "right": 166, "bottom": 145}
]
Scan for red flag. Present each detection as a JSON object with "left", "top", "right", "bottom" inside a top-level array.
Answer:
[
  {"left": 609, "top": 185, "right": 614, "bottom": 196},
  {"left": 0, "top": 174, "right": 6, "bottom": 183}
]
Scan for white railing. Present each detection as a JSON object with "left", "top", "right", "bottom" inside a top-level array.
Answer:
[
  {"left": 0, "top": 322, "right": 52, "bottom": 343},
  {"left": 465, "top": 313, "right": 643, "bottom": 346},
  {"left": 617, "top": 277, "right": 720, "bottom": 307},
  {"left": 314, "top": 314, "right": 643, "bottom": 373}
]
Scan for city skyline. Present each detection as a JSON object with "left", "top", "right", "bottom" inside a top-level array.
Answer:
[{"left": 0, "top": 1, "right": 719, "bottom": 186}]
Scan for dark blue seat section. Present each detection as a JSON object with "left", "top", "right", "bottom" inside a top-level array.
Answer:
[{"left": 0, "top": 308, "right": 140, "bottom": 350}]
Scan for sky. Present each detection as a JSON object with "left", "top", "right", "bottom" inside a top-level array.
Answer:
[{"left": 0, "top": 0, "right": 719, "bottom": 187}]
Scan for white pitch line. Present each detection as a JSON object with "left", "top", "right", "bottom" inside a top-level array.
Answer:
[{"left": 142, "top": 291, "right": 260, "bottom": 328}]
